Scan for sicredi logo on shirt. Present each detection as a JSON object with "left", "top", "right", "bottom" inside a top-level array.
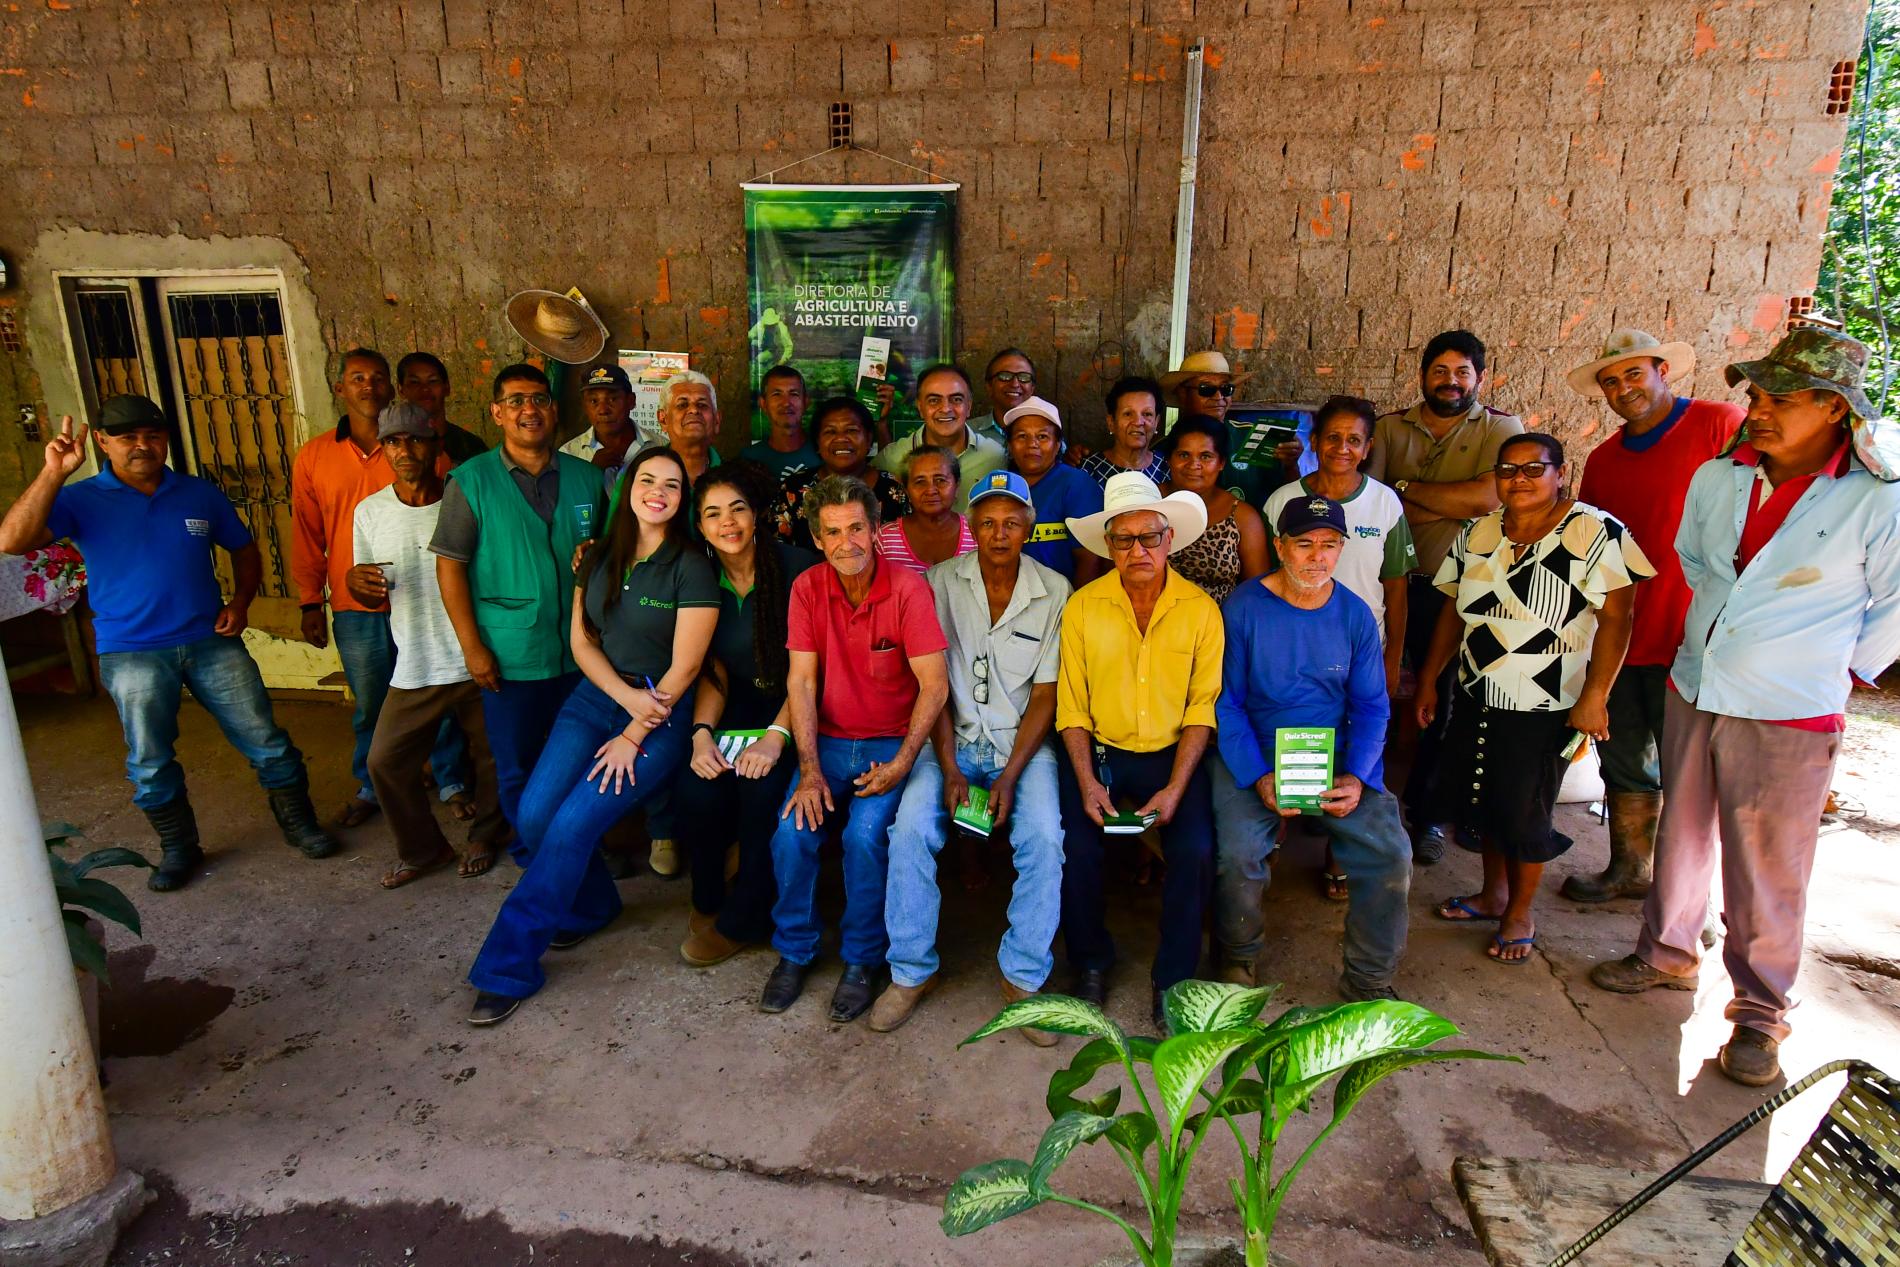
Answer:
[
  {"left": 185, "top": 518, "right": 210, "bottom": 536},
  {"left": 638, "top": 596, "right": 675, "bottom": 609}
]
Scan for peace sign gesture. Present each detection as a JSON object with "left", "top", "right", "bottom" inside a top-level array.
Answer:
[{"left": 45, "top": 415, "right": 89, "bottom": 479}]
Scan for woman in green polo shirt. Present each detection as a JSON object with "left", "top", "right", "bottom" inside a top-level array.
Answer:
[{"left": 466, "top": 446, "right": 721, "bottom": 1026}]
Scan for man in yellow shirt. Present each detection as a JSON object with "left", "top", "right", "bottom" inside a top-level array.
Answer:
[{"left": 1056, "top": 472, "right": 1223, "bottom": 1031}]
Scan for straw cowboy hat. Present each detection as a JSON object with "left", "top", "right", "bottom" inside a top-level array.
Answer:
[
  {"left": 1565, "top": 329, "right": 1697, "bottom": 396},
  {"left": 1067, "top": 471, "right": 1208, "bottom": 559},
  {"left": 505, "top": 290, "right": 608, "bottom": 365},
  {"left": 1158, "top": 350, "right": 1253, "bottom": 393}
]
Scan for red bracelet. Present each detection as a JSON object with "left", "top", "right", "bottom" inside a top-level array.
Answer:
[{"left": 619, "top": 730, "right": 644, "bottom": 756}]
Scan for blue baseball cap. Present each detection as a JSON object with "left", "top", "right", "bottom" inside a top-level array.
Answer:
[
  {"left": 968, "top": 469, "right": 1034, "bottom": 509},
  {"left": 1275, "top": 494, "right": 1347, "bottom": 537}
]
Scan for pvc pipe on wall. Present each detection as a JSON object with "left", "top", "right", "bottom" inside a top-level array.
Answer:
[{"left": 1167, "top": 41, "right": 1207, "bottom": 376}]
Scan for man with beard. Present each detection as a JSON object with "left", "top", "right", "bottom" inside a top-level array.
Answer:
[
  {"left": 740, "top": 365, "right": 821, "bottom": 486},
  {"left": 1365, "top": 330, "right": 1521, "bottom": 864},
  {"left": 1559, "top": 331, "right": 1742, "bottom": 904}
]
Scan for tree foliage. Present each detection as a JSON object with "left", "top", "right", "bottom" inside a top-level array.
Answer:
[{"left": 1818, "top": 0, "right": 1899, "bottom": 410}]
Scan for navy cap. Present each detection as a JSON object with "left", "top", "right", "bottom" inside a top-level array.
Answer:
[
  {"left": 583, "top": 364, "right": 632, "bottom": 393},
  {"left": 968, "top": 469, "right": 1034, "bottom": 509},
  {"left": 1275, "top": 493, "right": 1347, "bottom": 538},
  {"left": 99, "top": 394, "right": 169, "bottom": 434}
]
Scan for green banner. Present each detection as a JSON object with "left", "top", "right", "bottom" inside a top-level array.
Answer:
[{"left": 743, "top": 184, "right": 957, "bottom": 441}]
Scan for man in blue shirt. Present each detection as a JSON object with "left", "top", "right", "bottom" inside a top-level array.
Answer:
[
  {"left": 0, "top": 396, "right": 336, "bottom": 890},
  {"left": 1213, "top": 494, "right": 1411, "bottom": 1000}
]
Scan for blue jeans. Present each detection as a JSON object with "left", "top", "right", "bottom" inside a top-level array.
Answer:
[
  {"left": 468, "top": 679, "right": 692, "bottom": 999},
  {"left": 331, "top": 610, "right": 469, "bottom": 804},
  {"left": 98, "top": 634, "right": 307, "bottom": 809},
  {"left": 886, "top": 739, "right": 1064, "bottom": 990},
  {"left": 770, "top": 735, "right": 905, "bottom": 967},
  {"left": 1212, "top": 774, "right": 1412, "bottom": 991},
  {"left": 480, "top": 671, "right": 581, "bottom": 844}
]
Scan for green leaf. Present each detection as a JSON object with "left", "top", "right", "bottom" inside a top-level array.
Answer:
[
  {"left": 46, "top": 850, "right": 79, "bottom": 894},
  {"left": 1028, "top": 1111, "right": 1117, "bottom": 1192},
  {"left": 1163, "top": 979, "right": 1280, "bottom": 1035},
  {"left": 1106, "top": 1109, "right": 1158, "bottom": 1158},
  {"left": 1184, "top": 1078, "right": 1264, "bottom": 1135},
  {"left": 62, "top": 876, "right": 142, "bottom": 936},
  {"left": 42, "top": 820, "right": 86, "bottom": 846},
  {"left": 940, "top": 1159, "right": 1044, "bottom": 1237},
  {"left": 71, "top": 847, "right": 154, "bottom": 879},
  {"left": 63, "top": 910, "right": 110, "bottom": 982},
  {"left": 1331, "top": 1048, "right": 1521, "bottom": 1127},
  {"left": 963, "top": 994, "right": 1128, "bottom": 1054},
  {"left": 1045, "top": 1035, "right": 1157, "bottom": 1119},
  {"left": 1152, "top": 1028, "right": 1256, "bottom": 1143},
  {"left": 1271, "top": 1002, "right": 1460, "bottom": 1117}
]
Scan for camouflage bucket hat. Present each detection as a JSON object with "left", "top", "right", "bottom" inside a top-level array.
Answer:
[{"left": 1726, "top": 327, "right": 1898, "bottom": 482}]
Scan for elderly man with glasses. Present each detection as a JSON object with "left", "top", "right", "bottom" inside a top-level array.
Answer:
[{"left": 1054, "top": 472, "right": 1222, "bottom": 1030}]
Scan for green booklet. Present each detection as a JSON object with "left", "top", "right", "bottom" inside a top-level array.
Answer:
[
  {"left": 1274, "top": 727, "right": 1335, "bottom": 813},
  {"left": 1229, "top": 419, "right": 1300, "bottom": 469},
  {"left": 714, "top": 728, "right": 768, "bottom": 763},
  {"left": 952, "top": 786, "right": 994, "bottom": 837},
  {"left": 1103, "top": 810, "right": 1159, "bottom": 835}
]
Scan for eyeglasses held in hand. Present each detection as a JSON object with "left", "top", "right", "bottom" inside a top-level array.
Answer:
[
  {"left": 1106, "top": 530, "right": 1169, "bottom": 551},
  {"left": 499, "top": 392, "right": 553, "bottom": 410},
  {"left": 990, "top": 371, "right": 1035, "bottom": 385},
  {"left": 1494, "top": 461, "right": 1553, "bottom": 480},
  {"left": 972, "top": 654, "right": 989, "bottom": 705},
  {"left": 1194, "top": 382, "right": 1237, "bottom": 398}
]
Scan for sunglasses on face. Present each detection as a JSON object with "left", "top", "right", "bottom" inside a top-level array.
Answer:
[
  {"left": 1194, "top": 383, "right": 1237, "bottom": 398},
  {"left": 1106, "top": 530, "right": 1169, "bottom": 551},
  {"left": 990, "top": 371, "right": 1035, "bottom": 385},
  {"left": 1495, "top": 461, "right": 1553, "bottom": 480}
]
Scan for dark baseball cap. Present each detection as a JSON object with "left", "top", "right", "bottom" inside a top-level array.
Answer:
[
  {"left": 1275, "top": 494, "right": 1347, "bottom": 538},
  {"left": 99, "top": 394, "right": 170, "bottom": 434},
  {"left": 582, "top": 364, "right": 632, "bottom": 393}
]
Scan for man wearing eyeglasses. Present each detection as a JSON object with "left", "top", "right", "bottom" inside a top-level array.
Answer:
[
  {"left": 1160, "top": 350, "right": 1303, "bottom": 506},
  {"left": 1055, "top": 472, "right": 1222, "bottom": 1031},
  {"left": 968, "top": 349, "right": 1039, "bottom": 447},
  {"left": 1364, "top": 329, "right": 1522, "bottom": 865},
  {"left": 873, "top": 470, "right": 1072, "bottom": 1037},
  {"left": 431, "top": 363, "right": 606, "bottom": 839}
]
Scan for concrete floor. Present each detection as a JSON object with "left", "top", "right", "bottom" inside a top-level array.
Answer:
[{"left": 21, "top": 688, "right": 1900, "bottom": 1267}]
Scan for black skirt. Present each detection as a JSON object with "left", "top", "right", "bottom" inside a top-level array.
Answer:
[{"left": 1427, "top": 689, "right": 1575, "bottom": 863}]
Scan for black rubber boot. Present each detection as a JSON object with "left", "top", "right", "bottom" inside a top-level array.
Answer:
[
  {"left": 267, "top": 782, "right": 340, "bottom": 859},
  {"left": 142, "top": 796, "right": 204, "bottom": 892}
]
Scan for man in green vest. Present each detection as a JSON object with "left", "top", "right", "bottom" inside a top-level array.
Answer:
[{"left": 431, "top": 363, "right": 605, "bottom": 843}]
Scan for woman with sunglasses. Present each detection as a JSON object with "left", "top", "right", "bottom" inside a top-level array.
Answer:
[
  {"left": 1415, "top": 433, "right": 1652, "bottom": 966},
  {"left": 675, "top": 461, "right": 819, "bottom": 966},
  {"left": 465, "top": 446, "right": 721, "bottom": 1026}
]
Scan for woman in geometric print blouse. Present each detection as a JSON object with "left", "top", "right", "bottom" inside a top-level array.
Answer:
[{"left": 1414, "top": 432, "right": 1654, "bottom": 964}]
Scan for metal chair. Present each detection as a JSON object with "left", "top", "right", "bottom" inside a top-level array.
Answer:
[{"left": 1548, "top": 1059, "right": 1900, "bottom": 1266}]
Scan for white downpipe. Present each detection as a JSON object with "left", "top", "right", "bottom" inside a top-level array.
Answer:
[
  {"left": 1167, "top": 41, "right": 1208, "bottom": 375},
  {"left": 0, "top": 650, "right": 119, "bottom": 1220}
]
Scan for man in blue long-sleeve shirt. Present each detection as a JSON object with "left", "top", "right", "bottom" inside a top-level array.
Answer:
[{"left": 1213, "top": 494, "right": 1412, "bottom": 1000}]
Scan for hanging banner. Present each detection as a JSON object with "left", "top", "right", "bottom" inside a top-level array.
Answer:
[{"left": 742, "top": 183, "right": 957, "bottom": 442}]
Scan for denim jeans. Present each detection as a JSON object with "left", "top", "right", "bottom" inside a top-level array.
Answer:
[
  {"left": 331, "top": 610, "right": 470, "bottom": 804},
  {"left": 885, "top": 739, "right": 1065, "bottom": 991},
  {"left": 769, "top": 735, "right": 905, "bottom": 967},
  {"left": 468, "top": 678, "right": 692, "bottom": 999},
  {"left": 98, "top": 634, "right": 307, "bottom": 809},
  {"left": 480, "top": 671, "right": 581, "bottom": 845},
  {"left": 1057, "top": 741, "right": 1214, "bottom": 990},
  {"left": 1212, "top": 777, "right": 1412, "bottom": 991},
  {"left": 1598, "top": 663, "right": 1667, "bottom": 795}
]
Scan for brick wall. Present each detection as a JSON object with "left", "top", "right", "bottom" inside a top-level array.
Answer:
[{"left": 0, "top": 0, "right": 1870, "bottom": 493}]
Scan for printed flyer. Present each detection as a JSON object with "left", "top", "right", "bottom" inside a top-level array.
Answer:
[{"left": 1274, "top": 728, "right": 1336, "bottom": 813}]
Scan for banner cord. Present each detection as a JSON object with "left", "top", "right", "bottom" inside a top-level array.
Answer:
[{"left": 753, "top": 142, "right": 941, "bottom": 184}]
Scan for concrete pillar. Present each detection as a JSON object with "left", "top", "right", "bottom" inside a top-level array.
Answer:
[{"left": 0, "top": 650, "right": 146, "bottom": 1265}]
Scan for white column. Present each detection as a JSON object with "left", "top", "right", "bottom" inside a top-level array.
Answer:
[{"left": 0, "top": 649, "right": 118, "bottom": 1220}]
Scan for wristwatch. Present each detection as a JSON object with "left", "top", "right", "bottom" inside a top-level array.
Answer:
[{"left": 691, "top": 722, "right": 716, "bottom": 738}]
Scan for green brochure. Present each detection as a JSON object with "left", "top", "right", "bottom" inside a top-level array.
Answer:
[
  {"left": 1102, "top": 810, "right": 1159, "bottom": 835},
  {"left": 1274, "top": 727, "right": 1335, "bottom": 813},
  {"left": 952, "top": 786, "right": 994, "bottom": 837},
  {"left": 715, "top": 729, "right": 768, "bottom": 763}
]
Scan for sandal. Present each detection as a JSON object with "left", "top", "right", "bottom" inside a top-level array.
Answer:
[
  {"left": 335, "top": 797, "right": 380, "bottom": 829},
  {"left": 458, "top": 845, "right": 498, "bottom": 879},
  {"left": 1436, "top": 895, "right": 1503, "bottom": 922},
  {"left": 381, "top": 846, "right": 455, "bottom": 889},
  {"left": 1488, "top": 933, "right": 1537, "bottom": 965},
  {"left": 1323, "top": 869, "right": 1351, "bottom": 902},
  {"left": 445, "top": 791, "right": 477, "bottom": 822}
]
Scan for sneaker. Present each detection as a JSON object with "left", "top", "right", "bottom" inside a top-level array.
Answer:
[
  {"left": 867, "top": 976, "right": 937, "bottom": 1033},
  {"left": 1411, "top": 824, "right": 1448, "bottom": 865},
  {"left": 1718, "top": 1027, "right": 1781, "bottom": 1086},
  {"left": 1588, "top": 954, "right": 1697, "bottom": 994},
  {"left": 648, "top": 837, "right": 680, "bottom": 878}
]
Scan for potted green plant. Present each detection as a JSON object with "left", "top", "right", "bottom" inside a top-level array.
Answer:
[
  {"left": 941, "top": 980, "right": 1518, "bottom": 1267},
  {"left": 45, "top": 821, "right": 152, "bottom": 1054}
]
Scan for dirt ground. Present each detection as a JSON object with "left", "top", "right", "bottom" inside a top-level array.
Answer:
[{"left": 18, "top": 685, "right": 1900, "bottom": 1267}]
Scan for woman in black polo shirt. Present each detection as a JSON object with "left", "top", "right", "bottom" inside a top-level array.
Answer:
[
  {"left": 466, "top": 446, "right": 720, "bottom": 1026},
  {"left": 675, "top": 461, "right": 819, "bottom": 966}
]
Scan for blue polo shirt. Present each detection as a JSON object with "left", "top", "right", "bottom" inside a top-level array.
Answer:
[
  {"left": 46, "top": 466, "right": 252, "bottom": 654},
  {"left": 1019, "top": 461, "right": 1102, "bottom": 580}
]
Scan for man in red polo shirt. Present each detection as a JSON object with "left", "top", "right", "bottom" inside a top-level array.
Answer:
[
  {"left": 1561, "top": 330, "right": 1742, "bottom": 904},
  {"left": 760, "top": 475, "right": 949, "bottom": 1025}
]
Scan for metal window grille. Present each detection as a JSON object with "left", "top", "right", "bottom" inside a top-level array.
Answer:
[
  {"left": 829, "top": 101, "right": 852, "bottom": 147},
  {"left": 165, "top": 291, "right": 298, "bottom": 599},
  {"left": 73, "top": 289, "right": 149, "bottom": 403},
  {"left": 1826, "top": 60, "right": 1856, "bottom": 114}
]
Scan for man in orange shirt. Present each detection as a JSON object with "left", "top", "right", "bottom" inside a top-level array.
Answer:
[{"left": 292, "top": 351, "right": 466, "bottom": 828}]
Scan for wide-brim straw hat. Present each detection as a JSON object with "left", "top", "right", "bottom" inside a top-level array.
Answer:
[
  {"left": 1565, "top": 329, "right": 1696, "bottom": 396},
  {"left": 1158, "top": 349, "right": 1253, "bottom": 393},
  {"left": 505, "top": 290, "right": 608, "bottom": 365},
  {"left": 1067, "top": 471, "right": 1209, "bottom": 559}
]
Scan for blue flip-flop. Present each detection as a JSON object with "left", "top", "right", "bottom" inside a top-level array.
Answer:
[
  {"left": 1436, "top": 895, "right": 1501, "bottom": 923},
  {"left": 1490, "top": 933, "right": 1537, "bottom": 965}
]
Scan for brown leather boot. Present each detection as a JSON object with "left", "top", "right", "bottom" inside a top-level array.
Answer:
[
  {"left": 680, "top": 913, "right": 749, "bottom": 968},
  {"left": 867, "top": 975, "right": 936, "bottom": 1032},
  {"left": 1562, "top": 790, "right": 1661, "bottom": 902},
  {"left": 999, "top": 975, "right": 1058, "bottom": 1047}
]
